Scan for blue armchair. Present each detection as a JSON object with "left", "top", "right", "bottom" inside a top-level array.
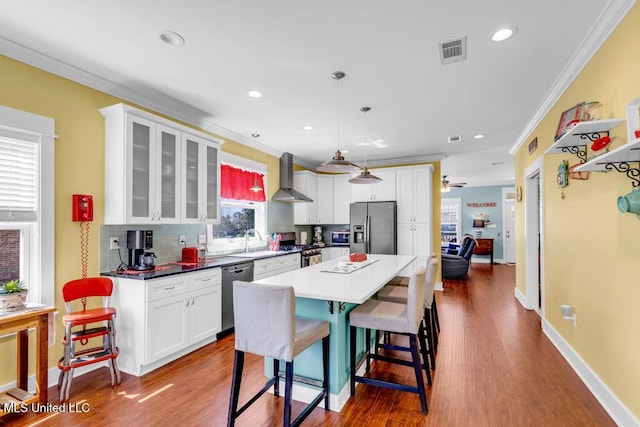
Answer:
[{"left": 442, "top": 235, "right": 477, "bottom": 280}]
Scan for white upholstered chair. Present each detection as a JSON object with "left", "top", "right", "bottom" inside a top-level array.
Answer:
[
  {"left": 349, "top": 267, "right": 429, "bottom": 414},
  {"left": 227, "top": 281, "right": 330, "bottom": 427},
  {"left": 377, "top": 258, "right": 440, "bottom": 373}
]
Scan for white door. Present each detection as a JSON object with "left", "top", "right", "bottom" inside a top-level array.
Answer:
[{"left": 505, "top": 199, "right": 516, "bottom": 263}]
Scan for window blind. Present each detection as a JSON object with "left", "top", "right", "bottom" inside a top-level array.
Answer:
[{"left": 0, "top": 134, "right": 38, "bottom": 222}]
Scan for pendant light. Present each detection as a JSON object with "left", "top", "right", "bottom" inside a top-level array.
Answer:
[
  {"left": 349, "top": 106, "right": 382, "bottom": 184},
  {"left": 317, "top": 71, "right": 360, "bottom": 173},
  {"left": 249, "top": 134, "right": 263, "bottom": 192}
]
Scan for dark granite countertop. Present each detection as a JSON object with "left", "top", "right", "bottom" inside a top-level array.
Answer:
[{"left": 101, "top": 250, "right": 301, "bottom": 280}]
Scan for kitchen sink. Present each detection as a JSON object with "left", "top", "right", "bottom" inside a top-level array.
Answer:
[{"left": 231, "top": 250, "right": 281, "bottom": 258}]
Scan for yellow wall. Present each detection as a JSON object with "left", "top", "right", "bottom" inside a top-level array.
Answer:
[
  {"left": 0, "top": 54, "right": 282, "bottom": 383},
  {"left": 514, "top": 4, "right": 640, "bottom": 418}
]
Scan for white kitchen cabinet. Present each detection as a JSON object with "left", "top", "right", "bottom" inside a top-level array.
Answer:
[
  {"left": 396, "top": 165, "right": 434, "bottom": 276},
  {"left": 181, "top": 133, "right": 221, "bottom": 224},
  {"left": 101, "top": 103, "right": 222, "bottom": 225},
  {"left": 329, "top": 247, "right": 350, "bottom": 260},
  {"left": 253, "top": 253, "right": 300, "bottom": 280},
  {"left": 333, "top": 175, "right": 351, "bottom": 224},
  {"left": 397, "top": 221, "right": 432, "bottom": 276},
  {"left": 102, "top": 106, "right": 182, "bottom": 224},
  {"left": 111, "top": 267, "right": 222, "bottom": 376},
  {"left": 317, "top": 175, "right": 334, "bottom": 224},
  {"left": 396, "top": 166, "right": 432, "bottom": 224},
  {"left": 351, "top": 169, "right": 396, "bottom": 202},
  {"left": 294, "top": 171, "right": 318, "bottom": 224}
]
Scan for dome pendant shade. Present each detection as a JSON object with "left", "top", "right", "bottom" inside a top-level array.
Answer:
[
  {"left": 317, "top": 150, "right": 360, "bottom": 173},
  {"left": 349, "top": 105, "right": 381, "bottom": 184},
  {"left": 349, "top": 167, "right": 382, "bottom": 184},
  {"left": 317, "top": 71, "right": 360, "bottom": 173}
]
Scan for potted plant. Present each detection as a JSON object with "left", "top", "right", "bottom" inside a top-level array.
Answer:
[{"left": 0, "top": 279, "right": 28, "bottom": 313}]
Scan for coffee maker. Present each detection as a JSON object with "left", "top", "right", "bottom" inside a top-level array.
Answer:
[
  {"left": 127, "top": 230, "right": 156, "bottom": 271},
  {"left": 313, "top": 226, "right": 323, "bottom": 244}
]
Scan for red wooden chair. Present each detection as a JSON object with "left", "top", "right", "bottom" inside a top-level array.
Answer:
[{"left": 57, "top": 277, "right": 121, "bottom": 402}]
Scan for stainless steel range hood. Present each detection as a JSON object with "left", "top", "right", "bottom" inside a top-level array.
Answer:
[{"left": 272, "top": 153, "right": 313, "bottom": 203}]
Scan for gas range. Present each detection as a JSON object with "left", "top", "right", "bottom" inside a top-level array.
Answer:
[
  {"left": 277, "top": 231, "right": 324, "bottom": 266},
  {"left": 280, "top": 244, "right": 323, "bottom": 255}
]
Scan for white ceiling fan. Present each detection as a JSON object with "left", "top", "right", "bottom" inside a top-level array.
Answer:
[{"left": 441, "top": 175, "right": 467, "bottom": 193}]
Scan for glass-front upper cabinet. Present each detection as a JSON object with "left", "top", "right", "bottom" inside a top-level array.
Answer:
[
  {"left": 129, "top": 118, "right": 152, "bottom": 221},
  {"left": 101, "top": 103, "right": 222, "bottom": 225},
  {"left": 125, "top": 117, "right": 180, "bottom": 224},
  {"left": 156, "top": 124, "right": 180, "bottom": 223},
  {"left": 181, "top": 133, "right": 220, "bottom": 224}
]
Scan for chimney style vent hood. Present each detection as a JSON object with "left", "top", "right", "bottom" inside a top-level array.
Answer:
[{"left": 272, "top": 153, "right": 313, "bottom": 203}]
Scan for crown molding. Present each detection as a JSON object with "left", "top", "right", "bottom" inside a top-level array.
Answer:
[
  {"left": 294, "top": 154, "right": 445, "bottom": 172},
  {"left": 509, "top": 0, "right": 636, "bottom": 155},
  {"left": 0, "top": 36, "right": 285, "bottom": 159}
]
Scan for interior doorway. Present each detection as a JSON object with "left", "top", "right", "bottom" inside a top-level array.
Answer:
[
  {"left": 524, "top": 157, "right": 544, "bottom": 315},
  {"left": 502, "top": 187, "right": 516, "bottom": 264}
]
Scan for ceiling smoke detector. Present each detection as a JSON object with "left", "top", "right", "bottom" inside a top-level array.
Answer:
[
  {"left": 439, "top": 37, "right": 467, "bottom": 65},
  {"left": 448, "top": 135, "right": 462, "bottom": 143}
]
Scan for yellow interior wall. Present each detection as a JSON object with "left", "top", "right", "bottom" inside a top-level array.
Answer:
[
  {"left": 0, "top": 54, "right": 282, "bottom": 385},
  {"left": 514, "top": 4, "right": 640, "bottom": 418}
]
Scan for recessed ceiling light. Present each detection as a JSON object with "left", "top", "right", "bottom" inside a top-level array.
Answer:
[
  {"left": 248, "top": 90, "right": 263, "bottom": 98},
  {"left": 473, "top": 134, "right": 485, "bottom": 139},
  {"left": 491, "top": 26, "right": 518, "bottom": 42},
  {"left": 158, "top": 30, "right": 185, "bottom": 46},
  {"left": 303, "top": 125, "right": 313, "bottom": 131}
]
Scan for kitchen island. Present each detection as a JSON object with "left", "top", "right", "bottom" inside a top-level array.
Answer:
[{"left": 252, "top": 253, "right": 416, "bottom": 412}]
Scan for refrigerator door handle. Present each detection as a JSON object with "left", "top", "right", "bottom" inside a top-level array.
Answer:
[{"left": 365, "top": 215, "right": 371, "bottom": 253}]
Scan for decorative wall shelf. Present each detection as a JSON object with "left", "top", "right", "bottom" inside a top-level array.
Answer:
[
  {"left": 574, "top": 137, "right": 640, "bottom": 187},
  {"left": 543, "top": 118, "right": 625, "bottom": 162}
]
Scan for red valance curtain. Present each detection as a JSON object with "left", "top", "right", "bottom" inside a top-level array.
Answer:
[{"left": 220, "top": 164, "right": 266, "bottom": 202}]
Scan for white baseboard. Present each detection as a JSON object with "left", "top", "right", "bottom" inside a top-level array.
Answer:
[
  {"left": 542, "top": 319, "right": 639, "bottom": 427},
  {"left": 514, "top": 286, "right": 529, "bottom": 309}
]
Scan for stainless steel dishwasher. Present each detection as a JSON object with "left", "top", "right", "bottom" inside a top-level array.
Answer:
[{"left": 220, "top": 261, "right": 254, "bottom": 336}]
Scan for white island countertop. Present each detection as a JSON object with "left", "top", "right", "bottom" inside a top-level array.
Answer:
[{"left": 252, "top": 254, "right": 416, "bottom": 304}]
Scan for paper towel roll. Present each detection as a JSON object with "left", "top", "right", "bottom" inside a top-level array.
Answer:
[{"left": 300, "top": 231, "right": 308, "bottom": 244}]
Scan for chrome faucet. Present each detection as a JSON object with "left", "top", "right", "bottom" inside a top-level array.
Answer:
[{"left": 243, "top": 229, "right": 263, "bottom": 252}]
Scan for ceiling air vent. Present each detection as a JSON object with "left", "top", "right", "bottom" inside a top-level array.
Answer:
[
  {"left": 439, "top": 37, "right": 467, "bottom": 65},
  {"left": 448, "top": 135, "right": 462, "bottom": 144}
]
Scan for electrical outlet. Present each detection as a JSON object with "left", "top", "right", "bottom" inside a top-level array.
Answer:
[
  {"left": 179, "top": 235, "right": 186, "bottom": 245},
  {"left": 110, "top": 237, "right": 120, "bottom": 250},
  {"left": 198, "top": 234, "right": 206, "bottom": 244}
]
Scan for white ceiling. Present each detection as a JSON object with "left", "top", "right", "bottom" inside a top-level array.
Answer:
[{"left": 0, "top": 0, "right": 633, "bottom": 186}]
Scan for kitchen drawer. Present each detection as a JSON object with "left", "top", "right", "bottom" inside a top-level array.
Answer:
[
  {"left": 146, "top": 276, "right": 189, "bottom": 302},
  {"left": 190, "top": 268, "right": 221, "bottom": 291},
  {"left": 254, "top": 258, "right": 277, "bottom": 274}
]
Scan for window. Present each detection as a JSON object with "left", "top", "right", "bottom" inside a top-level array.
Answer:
[
  {"left": 0, "top": 105, "right": 55, "bottom": 305},
  {"left": 441, "top": 198, "right": 461, "bottom": 245},
  {"left": 207, "top": 153, "right": 267, "bottom": 252}
]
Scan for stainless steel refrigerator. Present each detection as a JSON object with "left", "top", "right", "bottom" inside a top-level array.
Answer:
[{"left": 350, "top": 201, "right": 397, "bottom": 254}]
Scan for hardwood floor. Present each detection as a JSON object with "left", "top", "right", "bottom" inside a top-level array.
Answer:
[{"left": 2, "top": 264, "right": 614, "bottom": 426}]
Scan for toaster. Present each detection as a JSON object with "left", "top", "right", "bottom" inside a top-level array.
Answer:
[{"left": 182, "top": 247, "right": 199, "bottom": 263}]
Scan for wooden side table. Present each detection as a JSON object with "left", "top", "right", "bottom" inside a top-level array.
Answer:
[
  {"left": 0, "top": 304, "right": 56, "bottom": 415},
  {"left": 473, "top": 238, "right": 494, "bottom": 264}
]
